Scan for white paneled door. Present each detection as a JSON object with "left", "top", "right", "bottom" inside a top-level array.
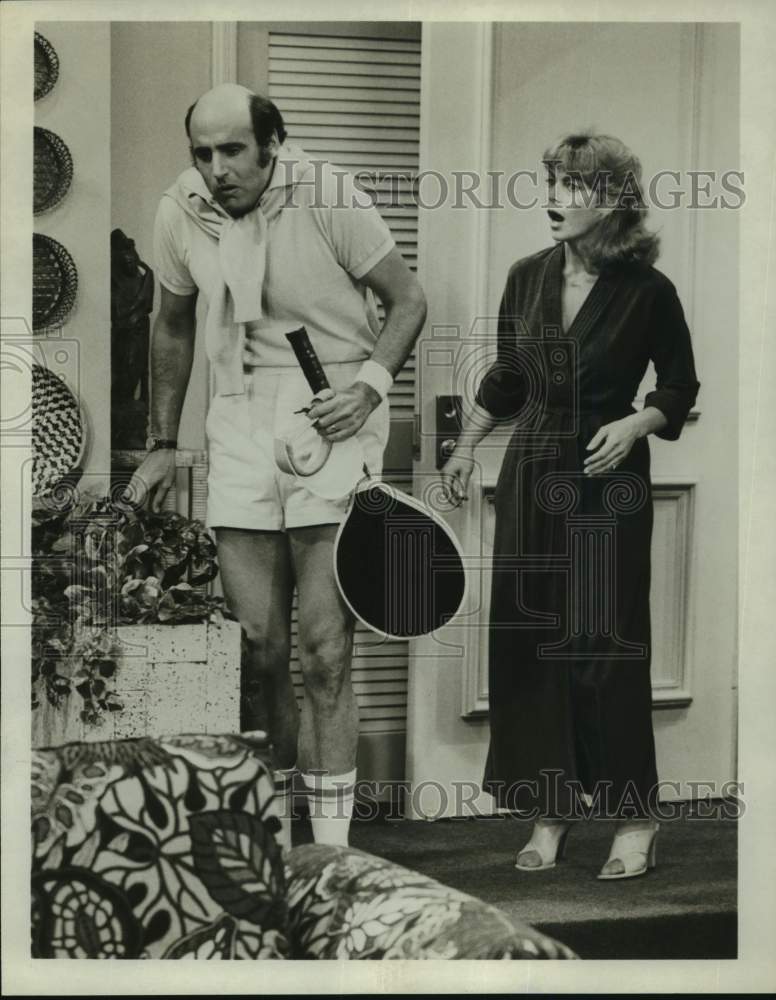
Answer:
[{"left": 407, "top": 22, "right": 738, "bottom": 817}]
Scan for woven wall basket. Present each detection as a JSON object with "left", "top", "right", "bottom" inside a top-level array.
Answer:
[
  {"left": 32, "top": 363, "right": 87, "bottom": 498},
  {"left": 32, "top": 233, "right": 78, "bottom": 332},
  {"left": 34, "top": 127, "right": 74, "bottom": 215},
  {"left": 34, "top": 32, "right": 60, "bottom": 101}
]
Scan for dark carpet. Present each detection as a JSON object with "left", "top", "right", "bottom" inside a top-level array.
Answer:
[{"left": 293, "top": 806, "right": 737, "bottom": 959}]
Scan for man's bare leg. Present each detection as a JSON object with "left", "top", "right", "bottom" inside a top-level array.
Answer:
[
  {"left": 215, "top": 529, "right": 298, "bottom": 769},
  {"left": 289, "top": 524, "right": 358, "bottom": 772},
  {"left": 290, "top": 524, "right": 358, "bottom": 845}
]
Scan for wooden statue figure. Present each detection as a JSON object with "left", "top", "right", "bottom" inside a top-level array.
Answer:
[{"left": 111, "top": 228, "right": 154, "bottom": 449}]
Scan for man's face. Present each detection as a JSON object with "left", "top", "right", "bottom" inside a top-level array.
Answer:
[
  {"left": 189, "top": 100, "right": 276, "bottom": 218},
  {"left": 545, "top": 169, "right": 608, "bottom": 244}
]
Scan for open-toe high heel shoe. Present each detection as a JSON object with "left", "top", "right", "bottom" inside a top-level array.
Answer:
[
  {"left": 597, "top": 821, "right": 659, "bottom": 880},
  {"left": 515, "top": 820, "right": 572, "bottom": 871}
]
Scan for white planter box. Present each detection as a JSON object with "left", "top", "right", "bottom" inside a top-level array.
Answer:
[{"left": 32, "top": 621, "right": 241, "bottom": 747}]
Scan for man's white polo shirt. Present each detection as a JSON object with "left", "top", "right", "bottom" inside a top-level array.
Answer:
[{"left": 153, "top": 144, "right": 396, "bottom": 372}]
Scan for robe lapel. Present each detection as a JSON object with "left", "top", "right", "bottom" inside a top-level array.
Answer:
[
  {"left": 569, "top": 271, "right": 619, "bottom": 347},
  {"left": 540, "top": 244, "right": 564, "bottom": 333},
  {"left": 540, "top": 244, "right": 619, "bottom": 346}
]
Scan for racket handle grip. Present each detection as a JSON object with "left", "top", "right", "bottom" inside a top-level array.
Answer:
[{"left": 286, "top": 327, "right": 331, "bottom": 395}]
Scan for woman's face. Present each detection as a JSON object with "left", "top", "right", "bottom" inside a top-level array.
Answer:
[{"left": 545, "top": 169, "right": 608, "bottom": 244}]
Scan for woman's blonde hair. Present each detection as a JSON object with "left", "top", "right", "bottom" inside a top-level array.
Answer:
[{"left": 543, "top": 131, "right": 660, "bottom": 270}]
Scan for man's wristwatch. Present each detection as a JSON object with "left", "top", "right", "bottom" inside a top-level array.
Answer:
[{"left": 145, "top": 436, "right": 178, "bottom": 453}]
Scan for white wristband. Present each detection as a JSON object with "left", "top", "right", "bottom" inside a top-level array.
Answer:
[{"left": 356, "top": 359, "right": 393, "bottom": 400}]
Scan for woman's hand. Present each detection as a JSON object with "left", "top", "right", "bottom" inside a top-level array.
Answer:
[
  {"left": 584, "top": 415, "right": 644, "bottom": 476},
  {"left": 440, "top": 444, "right": 476, "bottom": 506}
]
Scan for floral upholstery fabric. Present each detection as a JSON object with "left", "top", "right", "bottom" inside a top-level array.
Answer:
[
  {"left": 31, "top": 733, "right": 288, "bottom": 959},
  {"left": 286, "top": 844, "right": 578, "bottom": 960}
]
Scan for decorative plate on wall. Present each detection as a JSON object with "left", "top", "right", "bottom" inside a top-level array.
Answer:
[
  {"left": 31, "top": 363, "right": 87, "bottom": 498},
  {"left": 34, "top": 32, "right": 60, "bottom": 101},
  {"left": 34, "top": 127, "right": 74, "bottom": 215},
  {"left": 32, "top": 233, "right": 78, "bottom": 332}
]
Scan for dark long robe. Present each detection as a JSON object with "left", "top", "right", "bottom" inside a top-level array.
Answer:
[{"left": 476, "top": 244, "right": 700, "bottom": 818}]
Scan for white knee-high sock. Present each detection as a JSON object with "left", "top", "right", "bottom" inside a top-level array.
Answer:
[
  {"left": 301, "top": 768, "right": 357, "bottom": 847},
  {"left": 272, "top": 766, "right": 297, "bottom": 854}
]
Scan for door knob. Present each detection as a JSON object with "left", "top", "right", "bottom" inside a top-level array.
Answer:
[
  {"left": 435, "top": 394, "right": 463, "bottom": 469},
  {"left": 440, "top": 438, "right": 457, "bottom": 459}
]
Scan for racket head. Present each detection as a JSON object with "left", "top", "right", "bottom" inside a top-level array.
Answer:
[
  {"left": 334, "top": 482, "right": 467, "bottom": 639},
  {"left": 273, "top": 375, "right": 365, "bottom": 499},
  {"left": 301, "top": 436, "right": 365, "bottom": 500},
  {"left": 274, "top": 425, "right": 331, "bottom": 477}
]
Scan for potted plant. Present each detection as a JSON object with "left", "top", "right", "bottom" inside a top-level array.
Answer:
[{"left": 31, "top": 493, "right": 241, "bottom": 746}]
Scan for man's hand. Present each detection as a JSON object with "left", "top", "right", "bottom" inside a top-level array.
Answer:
[
  {"left": 125, "top": 450, "right": 177, "bottom": 512},
  {"left": 307, "top": 381, "right": 381, "bottom": 442}
]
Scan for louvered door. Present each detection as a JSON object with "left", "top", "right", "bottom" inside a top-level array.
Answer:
[
  {"left": 238, "top": 22, "right": 422, "bottom": 786},
  {"left": 267, "top": 26, "right": 420, "bottom": 461}
]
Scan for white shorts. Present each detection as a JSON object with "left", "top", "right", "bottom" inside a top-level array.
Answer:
[{"left": 206, "top": 362, "right": 390, "bottom": 531}]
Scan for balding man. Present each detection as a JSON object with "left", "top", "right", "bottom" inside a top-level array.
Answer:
[{"left": 130, "top": 85, "right": 426, "bottom": 848}]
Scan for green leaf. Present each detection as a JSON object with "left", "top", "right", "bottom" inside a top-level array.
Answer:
[
  {"left": 64, "top": 585, "right": 90, "bottom": 603},
  {"left": 120, "top": 596, "right": 141, "bottom": 619},
  {"left": 161, "top": 565, "right": 187, "bottom": 589},
  {"left": 94, "top": 630, "right": 116, "bottom": 656},
  {"left": 189, "top": 558, "right": 218, "bottom": 585},
  {"left": 84, "top": 533, "right": 103, "bottom": 561},
  {"left": 51, "top": 532, "right": 74, "bottom": 552},
  {"left": 121, "top": 520, "right": 146, "bottom": 549}
]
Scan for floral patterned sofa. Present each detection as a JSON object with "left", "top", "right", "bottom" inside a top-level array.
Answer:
[{"left": 30, "top": 733, "right": 577, "bottom": 960}]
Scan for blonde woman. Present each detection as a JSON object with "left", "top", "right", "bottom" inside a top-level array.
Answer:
[{"left": 442, "top": 132, "right": 699, "bottom": 879}]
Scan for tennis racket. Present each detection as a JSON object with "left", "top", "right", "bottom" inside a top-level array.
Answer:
[{"left": 286, "top": 327, "right": 467, "bottom": 639}]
